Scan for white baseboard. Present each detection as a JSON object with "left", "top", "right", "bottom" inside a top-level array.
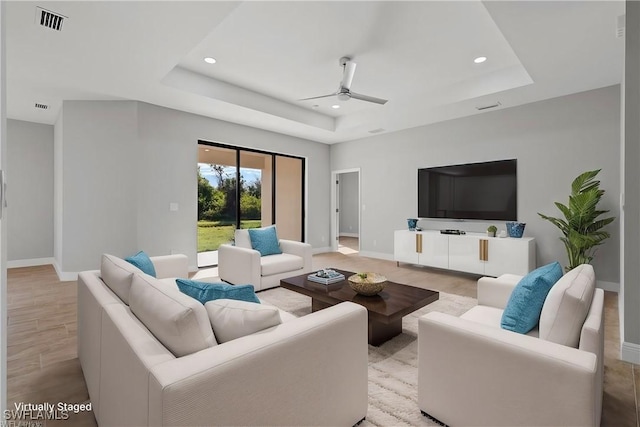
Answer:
[
  {"left": 596, "top": 280, "right": 619, "bottom": 292},
  {"left": 312, "top": 246, "right": 332, "bottom": 255},
  {"left": 358, "top": 251, "right": 394, "bottom": 261},
  {"left": 52, "top": 260, "right": 78, "bottom": 282},
  {"left": 621, "top": 341, "right": 640, "bottom": 364},
  {"left": 339, "top": 233, "right": 359, "bottom": 238},
  {"left": 7, "top": 257, "right": 55, "bottom": 269}
]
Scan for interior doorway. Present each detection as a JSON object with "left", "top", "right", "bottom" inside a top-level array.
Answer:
[{"left": 331, "top": 169, "right": 360, "bottom": 254}]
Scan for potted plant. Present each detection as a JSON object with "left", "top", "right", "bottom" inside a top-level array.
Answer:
[
  {"left": 487, "top": 225, "right": 497, "bottom": 237},
  {"left": 538, "top": 169, "right": 615, "bottom": 271}
]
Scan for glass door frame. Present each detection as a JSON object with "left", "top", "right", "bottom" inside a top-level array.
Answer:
[{"left": 198, "top": 140, "right": 306, "bottom": 242}]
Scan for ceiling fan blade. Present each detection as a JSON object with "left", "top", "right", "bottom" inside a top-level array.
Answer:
[
  {"left": 298, "top": 93, "right": 337, "bottom": 101},
  {"left": 349, "top": 91, "right": 388, "bottom": 105},
  {"left": 341, "top": 61, "right": 357, "bottom": 90}
]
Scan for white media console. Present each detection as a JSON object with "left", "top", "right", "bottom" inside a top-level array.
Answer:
[{"left": 394, "top": 230, "right": 536, "bottom": 277}]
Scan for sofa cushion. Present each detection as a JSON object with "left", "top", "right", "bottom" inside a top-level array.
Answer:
[
  {"left": 234, "top": 229, "right": 252, "bottom": 249},
  {"left": 461, "top": 306, "right": 539, "bottom": 338},
  {"left": 101, "top": 254, "right": 144, "bottom": 305},
  {"left": 501, "top": 262, "right": 563, "bottom": 334},
  {"left": 539, "top": 264, "right": 595, "bottom": 347},
  {"left": 125, "top": 250, "right": 156, "bottom": 277},
  {"left": 204, "top": 299, "right": 282, "bottom": 343},
  {"left": 260, "top": 253, "right": 304, "bottom": 276},
  {"left": 158, "top": 277, "right": 180, "bottom": 289},
  {"left": 176, "top": 279, "right": 260, "bottom": 304},
  {"left": 248, "top": 225, "right": 283, "bottom": 256},
  {"left": 129, "top": 274, "right": 217, "bottom": 357}
]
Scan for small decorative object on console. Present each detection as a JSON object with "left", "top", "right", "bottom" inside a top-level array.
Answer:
[
  {"left": 407, "top": 218, "right": 418, "bottom": 231},
  {"left": 506, "top": 222, "right": 526, "bottom": 238},
  {"left": 308, "top": 269, "right": 345, "bottom": 285},
  {"left": 440, "top": 229, "right": 466, "bottom": 235},
  {"left": 487, "top": 225, "right": 497, "bottom": 237},
  {"left": 348, "top": 272, "right": 387, "bottom": 296}
]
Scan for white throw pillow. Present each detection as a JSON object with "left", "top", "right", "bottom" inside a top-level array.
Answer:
[
  {"left": 129, "top": 274, "right": 217, "bottom": 357},
  {"left": 539, "top": 264, "right": 595, "bottom": 347},
  {"left": 100, "top": 254, "right": 143, "bottom": 304},
  {"left": 205, "top": 299, "right": 282, "bottom": 343}
]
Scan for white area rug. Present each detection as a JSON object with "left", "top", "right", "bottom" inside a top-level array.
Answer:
[{"left": 258, "top": 288, "right": 477, "bottom": 427}]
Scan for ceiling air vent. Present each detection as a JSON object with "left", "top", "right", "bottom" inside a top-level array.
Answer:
[
  {"left": 35, "top": 7, "right": 67, "bottom": 31},
  {"left": 34, "top": 103, "right": 49, "bottom": 110},
  {"left": 617, "top": 14, "right": 625, "bottom": 38},
  {"left": 476, "top": 102, "right": 501, "bottom": 111}
]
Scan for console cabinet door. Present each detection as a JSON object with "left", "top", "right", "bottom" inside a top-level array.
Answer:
[
  {"left": 418, "top": 232, "right": 449, "bottom": 269},
  {"left": 485, "top": 238, "right": 534, "bottom": 276},
  {"left": 448, "top": 235, "right": 485, "bottom": 275},
  {"left": 394, "top": 230, "right": 419, "bottom": 264}
]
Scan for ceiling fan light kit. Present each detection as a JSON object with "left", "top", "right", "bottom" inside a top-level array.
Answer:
[{"left": 299, "top": 56, "right": 388, "bottom": 106}]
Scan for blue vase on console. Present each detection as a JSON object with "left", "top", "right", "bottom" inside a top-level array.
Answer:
[
  {"left": 407, "top": 218, "right": 418, "bottom": 231},
  {"left": 506, "top": 222, "right": 526, "bottom": 238}
]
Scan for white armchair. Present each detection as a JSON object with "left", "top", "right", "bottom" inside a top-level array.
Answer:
[
  {"left": 418, "top": 264, "right": 604, "bottom": 427},
  {"left": 218, "top": 228, "right": 312, "bottom": 291}
]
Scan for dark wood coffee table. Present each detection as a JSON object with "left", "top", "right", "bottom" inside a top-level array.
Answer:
[{"left": 280, "top": 269, "right": 439, "bottom": 346}]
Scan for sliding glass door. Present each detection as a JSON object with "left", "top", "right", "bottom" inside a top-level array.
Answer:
[
  {"left": 197, "top": 146, "right": 238, "bottom": 259},
  {"left": 197, "top": 142, "right": 305, "bottom": 267}
]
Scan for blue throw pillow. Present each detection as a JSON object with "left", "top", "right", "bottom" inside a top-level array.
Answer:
[
  {"left": 248, "top": 226, "right": 282, "bottom": 256},
  {"left": 176, "top": 279, "right": 260, "bottom": 305},
  {"left": 501, "top": 262, "right": 563, "bottom": 334},
  {"left": 125, "top": 251, "right": 156, "bottom": 277}
]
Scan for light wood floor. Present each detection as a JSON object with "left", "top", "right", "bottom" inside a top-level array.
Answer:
[{"left": 6, "top": 251, "right": 640, "bottom": 426}]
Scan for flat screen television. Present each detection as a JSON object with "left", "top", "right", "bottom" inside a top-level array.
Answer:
[{"left": 418, "top": 159, "right": 517, "bottom": 221}]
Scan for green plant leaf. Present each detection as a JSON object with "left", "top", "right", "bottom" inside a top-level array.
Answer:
[
  {"left": 539, "top": 169, "right": 614, "bottom": 270},
  {"left": 571, "top": 169, "right": 601, "bottom": 195}
]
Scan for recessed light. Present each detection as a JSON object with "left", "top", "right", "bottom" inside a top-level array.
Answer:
[
  {"left": 204, "top": 57, "right": 217, "bottom": 64},
  {"left": 205, "top": 149, "right": 210, "bottom": 152},
  {"left": 474, "top": 56, "right": 487, "bottom": 64},
  {"left": 331, "top": 104, "right": 340, "bottom": 109}
]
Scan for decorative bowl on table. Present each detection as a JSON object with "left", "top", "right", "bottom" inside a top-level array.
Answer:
[{"left": 348, "top": 272, "right": 387, "bottom": 296}]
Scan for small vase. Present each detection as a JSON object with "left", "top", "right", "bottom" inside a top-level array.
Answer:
[
  {"left": 506, "top": 222, "right": 526, "bottom": 238},
  {"left": 407, "top": 218, "right": 418, "bottom": 231},
  {"left": 487, "top": 231, "right": 496, "bottom": 237}
]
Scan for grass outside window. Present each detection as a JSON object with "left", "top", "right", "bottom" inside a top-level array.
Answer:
[{"left": 197, "top": 220, "right": 262, "bottom": 252}]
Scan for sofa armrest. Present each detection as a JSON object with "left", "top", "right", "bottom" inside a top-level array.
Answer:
[
  {"left": 150, "top": 254, "right": 189, "bottom": 279},
  {"left": 418, "top": 312, "right": 598, "bottom": 427},
  {"left": 279, "top": 239, "right": 313, "bottom": 273},
  {"left": 218, "top": 244, "right": 261, "bottom": 286},
  {"left": 477, "top": 274, "right": 521, "bottom": 309},
  {"left": 148, "top": 302, "right": 368, "bottom": 427}
]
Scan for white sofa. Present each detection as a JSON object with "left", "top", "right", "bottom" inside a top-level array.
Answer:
[
  {"left": 418, "top": 264, "right": 604, "bottom": 427},
  {"left": 218, "top": 228, "right": 312, "bottom": 291},
  {"left": 78, "top": 253, "right": 368, "bottom": 426}
]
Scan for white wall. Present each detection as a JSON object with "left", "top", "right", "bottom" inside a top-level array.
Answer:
[
  {"left": 331, "top": 85, "right": 621, "bottom": 284},
  {"left": 339, "top": 172, "right": 359, "bottom": 235},
  {"left": 621, "top": 0, "right": 640, "bottom": 363},
  {"left": 0, "top": 1, "right": 7, "bottom": 413},
  {"left": 55, "top": 101, "right": 139, "bottom": 274},
  {"left": 54, "top": 110, "right": 63, "bottom": 266},
  {"left": 53, "top": 100, "right": 330, "bottom": 274},
  {"left": 7, "top": 119, "right": 54, "bottom": 263}
]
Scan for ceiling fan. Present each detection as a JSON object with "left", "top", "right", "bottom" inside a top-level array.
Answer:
[{"left": 300, "top": 57, "right": 388, "bottom": 105}]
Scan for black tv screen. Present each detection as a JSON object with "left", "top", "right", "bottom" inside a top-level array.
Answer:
[{"left": 418, "top": 159, "right": 517, "bottom": 221}]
